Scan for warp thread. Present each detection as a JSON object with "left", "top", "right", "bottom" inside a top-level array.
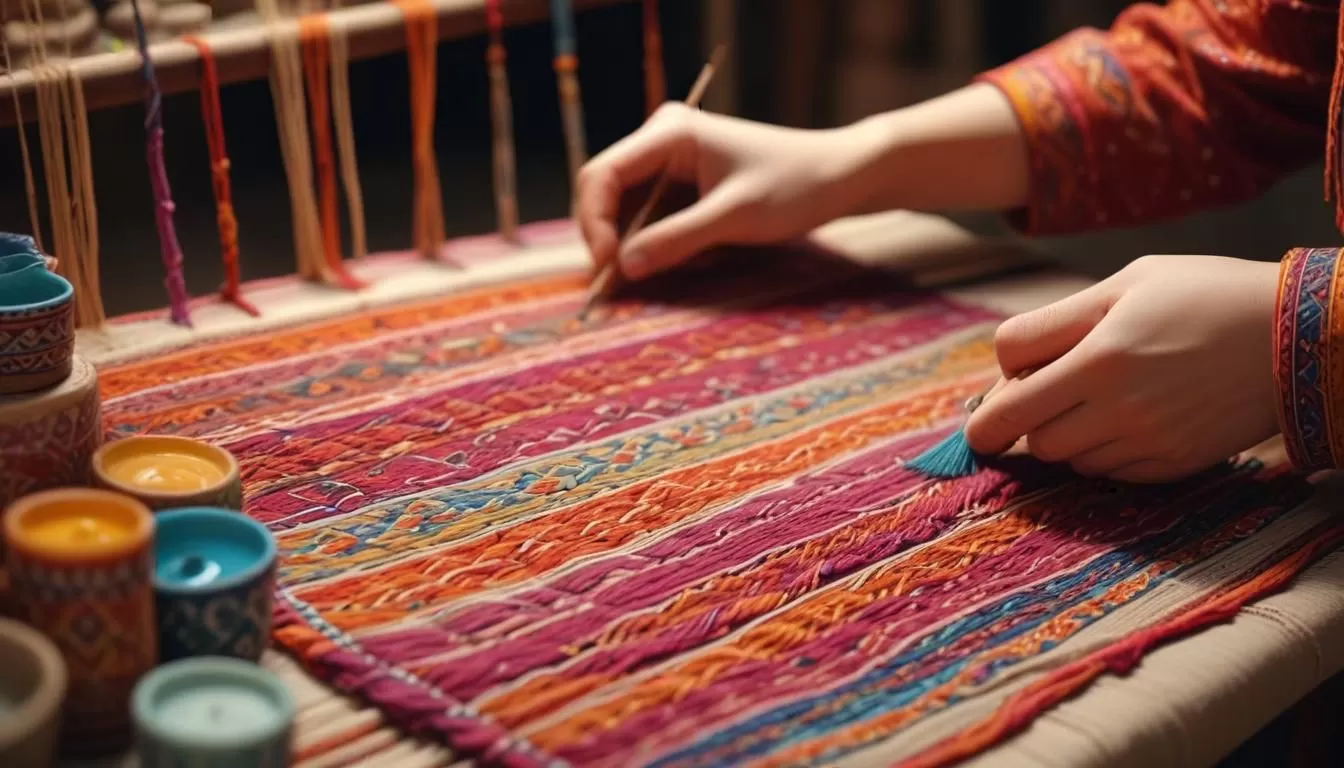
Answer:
[
  {"left": 127, "top": 0, "right": 192, "bottom": 327},
  {"left": 22, "top": 0, "right": 104, "bottom": 328},
  {"left": 1, "top": 37, "right": 43, "bottom": 252},
  {"left": 1325, "top": 4, "right": 1344, "bottom": 234},
  {"left": 485, "top": 0, "right": 520, "bottom": 242},
  {"left": 328, "top": 10, "right": 368, "bottom": 262},
  {"left": 550, "top": 0, "right": 587, "bottom": 188},
  {"left": 642, "top": 0, "right": 665, "bottom": 116},
  {"left": 396, "top": 0, "right": 448, "bottom": 261},
  {"left": 300, "top": 11, "right": 363, "bottom": 290},
  {"left": 182, "top": 35, "right": 259, "bottom": 317},
  {"left": 258, "top": 0, "right": 328, "bottom": 284}
]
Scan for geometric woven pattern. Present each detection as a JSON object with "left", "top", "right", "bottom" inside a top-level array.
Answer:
[
  {"left": 98, "top": 248, "right": 1334, "bottom": 767},
  {"left": 0, "top": 300, "right": 73, "bottom": 374}
]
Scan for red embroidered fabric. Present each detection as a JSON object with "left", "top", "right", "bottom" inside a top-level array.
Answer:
[
  {"left": 975, "top": 0, "right": 1344, "bottom": 473},
  {"left": 975, "top": 0, "right": 1335, "bottom": 236}
]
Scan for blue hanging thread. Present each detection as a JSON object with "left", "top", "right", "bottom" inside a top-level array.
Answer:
[{"left": 906, "top": 389, "right": 988, "bottom": 478}]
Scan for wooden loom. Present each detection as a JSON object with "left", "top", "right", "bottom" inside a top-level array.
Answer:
[{"left": 0, "top": 0, "right": 669, "bottom": 329}]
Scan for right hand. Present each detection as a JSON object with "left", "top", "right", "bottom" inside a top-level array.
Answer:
[{"left": 575, "top": 103, "right": 862, "bottom": 281}]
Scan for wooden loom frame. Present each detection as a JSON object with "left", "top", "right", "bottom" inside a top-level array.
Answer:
[{"left": 0, "top": 0, "right": 637, "bottom": 127}]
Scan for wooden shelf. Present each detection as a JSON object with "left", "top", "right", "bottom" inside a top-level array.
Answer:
[{"left": 0, "top": 0, "right": 630, "bottom": 126}]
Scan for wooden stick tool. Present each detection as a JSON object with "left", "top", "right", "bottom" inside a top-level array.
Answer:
[{"left": 576, "top": 43, "right": 727, "bottom": 321}]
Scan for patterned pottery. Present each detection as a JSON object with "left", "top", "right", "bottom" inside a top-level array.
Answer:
[
  {"left": 3, "top": 488, "right": 157, "bottom": 758},
  {"left": 0, "top": 617, "right": 66, "bottom": 768},
  {"left": 132, "top": 657, "right": 294, "bottom": 768},
  {"left": 93, "top": 435, "right": 243, "bottom": 512},
  {"left": 0, "top": 263, "right": 74, "bottom": 395},
  {"left": 153, "top": 507, "right": 276, "bottom": 662},
  {"left": 0, "top": 354, "right": 102, "bottom": 516}
]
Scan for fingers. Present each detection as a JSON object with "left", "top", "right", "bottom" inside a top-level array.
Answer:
[
  {"left": 992, "top": 282, "right": 1113, "bottom": 378},
  {"left": 619, "top": 182, "right": 744, "bottom": 279},
  {"left": 1067, "top": 439, "right": 1145, "bottom": 477},
  {"left": 1024, "top": 402, "right": 1118, "bottom": 463},
  {"left": 575, "top": 104, "right": 699, "bottom": 274},
  {"left": 963, "top": 343, "right": 1095, "bottom": 456}
]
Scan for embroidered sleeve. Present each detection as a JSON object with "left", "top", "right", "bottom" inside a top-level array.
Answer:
[
  {"left": 974, "top": 0, "right": 1336, "bottom": 236},
  {"left": 1274, "top": 247, "right": 1344, "bottom": 473}
]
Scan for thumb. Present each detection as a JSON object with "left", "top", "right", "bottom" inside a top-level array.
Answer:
[
  {"left": 992, "top": 282, "right": 1114, "bottom": 377},
  {"left": 618, "top": 183, "right": 744, "bottom": 279}
]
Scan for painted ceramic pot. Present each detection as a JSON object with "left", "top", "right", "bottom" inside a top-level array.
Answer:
[
  {"left": 93, "top": 435, "right": 243, "bottom": 512},
  {"left": 3, "top": 488, "right": 158, "bottom": 758},
  {"left": 0, "top": 354, "right": 102, "bottom": 516},
  {"left": 154, "top": 507, "right": 276, "bottom": 663},
  {"left": 133, "top": 657, "right": 294, "bottom": 768},
  {"left": 0, "top": 617, "right": 67, "bottom": 768},
  {"left": 0, "top": 263, "right": 74, "bottom": 395}
]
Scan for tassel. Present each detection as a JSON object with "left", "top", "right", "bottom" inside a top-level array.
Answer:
[
  {"left": 906, "top": 389, "right": 989, "bottom": 479},
  {"left": 906, "top": 428, "right": 980, "bottom": 478}
]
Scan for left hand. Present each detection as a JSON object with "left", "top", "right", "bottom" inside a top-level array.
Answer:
[{"left": 964, "top": 254, "right": 1281, "bottom": 483}]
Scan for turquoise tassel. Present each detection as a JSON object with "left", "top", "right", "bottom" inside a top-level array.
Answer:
[
  {"left": 907, "top": 388, "right": 990, "bottom": 478},
  {"left": 906, "top": 428, "right": 979, "bottom": 478}
]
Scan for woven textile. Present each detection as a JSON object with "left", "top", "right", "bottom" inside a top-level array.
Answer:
[{"left": 97, "top": 243, "right": 1337, "bottom": 768}]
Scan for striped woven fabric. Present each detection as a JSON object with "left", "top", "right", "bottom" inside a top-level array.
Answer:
[{"left": 98, "top": 241, "right": 1336, "bottom": 768}]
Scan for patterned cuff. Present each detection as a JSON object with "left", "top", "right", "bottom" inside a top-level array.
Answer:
[
  {"left": 973, "top": 31, "right": 1100, "bottom": 237},
  {"left": 1274, "top": 247, "right": 1344, "bottom": 473}
]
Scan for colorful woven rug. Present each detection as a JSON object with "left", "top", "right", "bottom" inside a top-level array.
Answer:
[{"left": 92, "top": 220, "right": 1342, "bottom": 768}]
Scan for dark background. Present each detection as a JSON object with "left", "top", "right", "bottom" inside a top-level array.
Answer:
[{"left": 4, "top": 0, "right": 1332, "bottom": 318}]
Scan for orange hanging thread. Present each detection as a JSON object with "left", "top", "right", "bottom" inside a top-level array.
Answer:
[
  {"left": 183, "top": 35, "right": 259, "bottom": 317},
  {"left": 642, "top": 0, "right": 665, "bottom": 116},
  {"left": 300, "top": 12, "right": 363, "bottom": 289},
  {"left": 395, "top": 0, "right": 448, "bottom": 262}
]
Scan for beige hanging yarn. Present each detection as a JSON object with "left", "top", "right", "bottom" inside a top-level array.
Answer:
[
  {"left": 257, "top": 0, "right": 327, "bottom": 283},
  {"left": 21, "top": 0, "right": 102, "bottom": 327}
]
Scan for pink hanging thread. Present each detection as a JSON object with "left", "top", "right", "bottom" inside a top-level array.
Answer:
[{"left": 128, "top": 0, "right": 191, "bottom": 326}]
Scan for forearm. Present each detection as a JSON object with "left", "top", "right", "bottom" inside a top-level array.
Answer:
[{"left": 830, "top": 84, "right": 1031, "bottom": 218}]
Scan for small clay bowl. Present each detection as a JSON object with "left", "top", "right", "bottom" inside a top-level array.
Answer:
[
  {"left": 153, "top": 507, "right": 277, "bottom": 662},
  {"left": 0, "top": 617, "right": 67, "bottom": 768},
  {"left": 0, "top": 266, "right": 73, "bottom": 396},
  {"left": 93, "top": 436, "right": 243, "bottom": 512}
]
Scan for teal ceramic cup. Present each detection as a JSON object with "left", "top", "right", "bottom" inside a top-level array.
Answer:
[
  {"left": 0, "top": 261, "right": 74, "bottom": 395},
  {"left": 132, "top": 657, "right": 294, "bottom": 768},
  {"left": 153, "top": 507, "right": 277, "bottom": 663}
]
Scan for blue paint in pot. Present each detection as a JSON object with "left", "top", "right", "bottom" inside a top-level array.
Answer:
[
  {"left": 0, "top": 252, "right": 47, "bottom": 277},
  {"left": 0, "top": 232, "right": 39, "bottom": 258},
  {"left": 0, "top": 267, "right": 72, "bottom": 313},
  {"left": 155, "top": 508, "right": 275, "bottom": 593},
  {"left": 153, "top": 508, "right": 278, "bottom": 663}
]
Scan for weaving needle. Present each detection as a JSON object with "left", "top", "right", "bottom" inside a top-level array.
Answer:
[{"left": 577, "top": 43, "right": 728, "bottom": 321}]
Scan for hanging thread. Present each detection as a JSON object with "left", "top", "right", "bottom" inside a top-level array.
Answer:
[
  {"left": 395, "top": 0, "right": 448, "bottom": 261},
  {"left": 549, "top": 0, "right": 587, "bottom": 191},
  {"left": 23, "top": 0, "right": 104, "bottom": 328},
  {"left": 182, "top": 35, "right": 258, "bottom": 316},
  {"left": 126, "top": 0, "right": 191, "bottom": 327},
  {"left": 300, "top": 11, "right": 363, "bottom": 289},
  {"left": 257, "top": 0, "right": 328, "bottom": 284},
  {"left": 485, "top": 0, "right": 519, "bottom": 242},
  {"left": 641, "top": 0, "right": 665, "bottom": 116},
  {"left": 328, "top": 10, "right": 368, "bottom": 262},
  {"left": 1, "top": 38, "right": 44, "bottom": 253}
]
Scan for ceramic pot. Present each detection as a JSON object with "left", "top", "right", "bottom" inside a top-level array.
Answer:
[
  {"left": 0, "top": 265, "right": 73, "bottom": 396},
  {"left": 93, "top": 435, "right": 243, "bottom": 512},
  {"left": 4, "top": 488, "right": 158, "bottom": 757},
  {"left": 0, "top": 354, "right": 102, "bottom": 516},
  {"left": 153, "top": 507, "right": 276, "bottom": 662},
  {"left": 133, "top": 657, "right": 294, "bottom": 767},
  {"left": 0, "top": 617, "right": 66, "bottom": 768}
]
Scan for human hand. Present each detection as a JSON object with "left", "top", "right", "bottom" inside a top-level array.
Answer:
[
  {"left": 574, "top": 103, "right": 864, "bottom": 281},
  {"left": 964, "top": 255, "right": 1281, "bottom": 483}
]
